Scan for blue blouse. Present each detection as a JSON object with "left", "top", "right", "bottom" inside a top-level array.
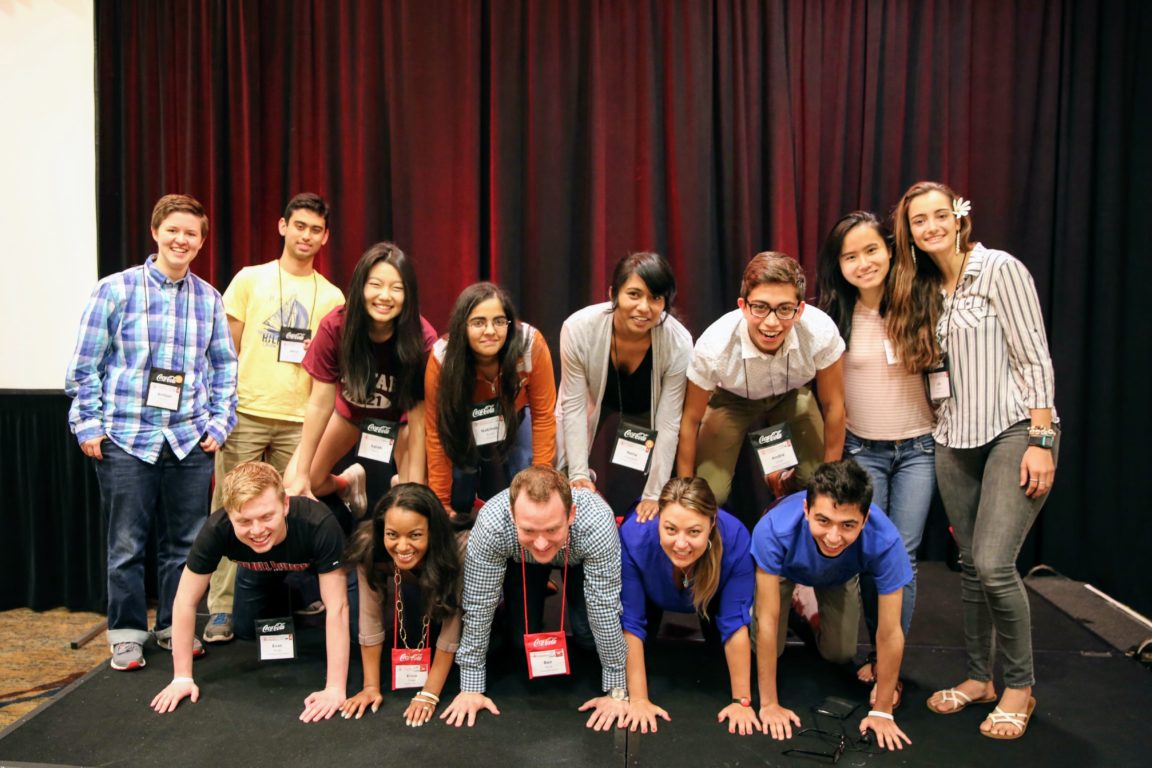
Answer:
[{"left": 619, "top": 508, "right": 755, "bottom": 644}]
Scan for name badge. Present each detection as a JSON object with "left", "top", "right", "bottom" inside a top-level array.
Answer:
[
  {"left": 611, "top": 423, "right": 656, "bottom": 473},
  {"left": 358, "top": 418, "right": 399, "bottom": 463},
  {"left": 256, "top": 617, "right": 295, "bottom": 661},
  {"left": 277, "top": 326, "right": 311, "bottom": 364},
  {"left": 523, "top": 631, "right": 570, "bottom": 679},
  {"left": 470, "top": 399, "right": 506, "bottom": 446},
  {"left": 882, "top": 338, "right": 900, "bottom": 366},
  {"left": 146, "top": 367, "right": 185, "bottom": 411},
  {"left": 391, "top": 647, "right": 430, "bottom": 690},
  {"left": 926, "top": 353, "right": 953, "bottom": 403},
  {"left": 747, "top": 422, "right": 799, "bottom": 476}
]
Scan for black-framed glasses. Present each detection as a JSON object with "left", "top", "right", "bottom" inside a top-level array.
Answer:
[
  {"left": 745, "top": 301, "right": 799, "bottom": 320},
  {"left": 781, "top": 728, "right": 846, "bottom": 764},
  {"left": 467, "top": 317, "right": 510, "bottom": 330}
]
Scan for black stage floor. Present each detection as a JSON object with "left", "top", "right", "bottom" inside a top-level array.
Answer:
[{"left": 1, "top": 563, "right": 1148, "bottom": 767}]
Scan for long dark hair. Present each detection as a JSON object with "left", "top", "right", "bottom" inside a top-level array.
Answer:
[
  {"left": 816, "top": 211, "right": 893, "bottom": 345},
  {"left": 340, "top": 242, "right": 425, "bottom": 411},
  {"left": 343, "top": 483, "right": 462, "bottom": 623},
  {"left": 437, "top": 282, "right": 525, "bottom": 468},
  {"left": 888, "top": 181, "right": 964, "bottom": 372}
]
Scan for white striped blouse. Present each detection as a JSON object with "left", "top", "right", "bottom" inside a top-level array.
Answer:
[{"left": 934, "top": 244, "right": 1057, "bottom": 448}]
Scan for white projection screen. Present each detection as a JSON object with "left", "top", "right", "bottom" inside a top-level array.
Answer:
[{"left": 0, "top": 0, "right": 97, "bottom": 390}]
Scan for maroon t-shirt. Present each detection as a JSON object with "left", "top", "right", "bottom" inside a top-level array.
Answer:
[{"left": 303, "top": 306, "right": 437, "bottom": 421}]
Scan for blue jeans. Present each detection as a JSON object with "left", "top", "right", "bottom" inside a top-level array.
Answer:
[
  {"left": 95, "top": 440, "right": 214, "bottom": 644},
  {"left": 844, "top": 431, "right": 936, "bottom": 642},
  {"left": 450, "top": 408, "right": 533, "bottom": 516},
  {"left": 935, "top": 421, "right": 1058, "bottom": 689}
]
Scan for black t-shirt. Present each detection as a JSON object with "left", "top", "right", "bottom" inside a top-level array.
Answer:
[{"left": 186, "top": 496, "right": 345, "bottom": 575}]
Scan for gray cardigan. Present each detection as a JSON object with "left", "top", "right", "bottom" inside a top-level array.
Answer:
[{"left": 555, "top": 301, "right": 693, "bottom": 501}]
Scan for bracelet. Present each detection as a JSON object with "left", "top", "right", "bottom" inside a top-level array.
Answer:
[
  {"left": 413, "top": 691, "right": 439, "bottom": 704},
  {"left": 868, "top": 710, "right": 894, "bottom": 721},
  {"left": 172, "top": 676, "right": 194, "bottom": 684}
]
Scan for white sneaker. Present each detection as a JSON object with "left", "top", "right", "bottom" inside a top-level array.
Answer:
[{"left": 338, "top": 463, "right": 368, "bottom": 517}]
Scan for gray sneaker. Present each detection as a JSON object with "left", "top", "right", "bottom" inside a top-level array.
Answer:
[
  {"left": 109, "top": 641, "right": 145, "bottom": 671},
  {"left": 338, "top": 463, "right": 368, "bottom": 517},
  {"left": 154, "top": 629, "right": 206, "bottom": 657},
  {"left": 202, "top": 612, "right": 234, "bottom": 643}
]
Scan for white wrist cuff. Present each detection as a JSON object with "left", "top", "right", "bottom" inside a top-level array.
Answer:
[
  {"left": 172, "top": 676, "right": 194, "bottom": 684},
  {"left": 868, "top": 709, "right": 894, "bottom": 720}
]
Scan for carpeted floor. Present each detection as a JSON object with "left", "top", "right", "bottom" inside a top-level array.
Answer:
[{"left": 0, "top": 608, "right": 110, "bottom": 730}]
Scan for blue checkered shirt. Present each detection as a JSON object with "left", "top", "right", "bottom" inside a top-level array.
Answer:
[
  {"left": 65, "top": 257, "right": 237, "bottom": 462},
  {"left": 456, "top": 487, "right": 625, "bottom": 693}
]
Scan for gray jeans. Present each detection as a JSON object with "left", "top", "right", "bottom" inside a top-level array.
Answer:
[{"left": 935, "top": 421, "right": 1059, "bottom": 688}]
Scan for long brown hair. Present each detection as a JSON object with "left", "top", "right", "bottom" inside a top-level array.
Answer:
[
  {"left": 886, "top": 181, "right": 971, "bottom": 372},
  {"left": 658, "top": 477, "right": 723, "bottom": 618}
]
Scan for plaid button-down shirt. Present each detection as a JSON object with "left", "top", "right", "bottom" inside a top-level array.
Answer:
[
  {"left": 456, "top": 488, "right": 625, "bottom": 693},
  {"left": 65, "top": 257, "right": 237, "bottom": 463}
]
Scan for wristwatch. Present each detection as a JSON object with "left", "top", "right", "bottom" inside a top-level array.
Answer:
[
  {"left": 1027, "top": 425, "right": 1056, "bottom": 449},
  {"left": 609, "top": 687, "right": 629, "bottom": 702},
  {"left": 733, "top": 697, "right": 752, "bottom": 708}
]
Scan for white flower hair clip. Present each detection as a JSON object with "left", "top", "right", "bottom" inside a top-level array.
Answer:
[{"left": 951, "top": 197, "right": 971, "bottom": 253}]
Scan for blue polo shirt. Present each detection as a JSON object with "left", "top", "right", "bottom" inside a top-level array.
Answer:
[
  {"left": 620, "top": 509, "right": 754, "bottom": 644},
  {"left": 751, "top": 492, "right": 912, "bottom": 595}
]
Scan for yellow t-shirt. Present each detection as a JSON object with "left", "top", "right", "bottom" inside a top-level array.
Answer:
[{"left": 223, "top": 260, "right": 345, "bottom": 422}]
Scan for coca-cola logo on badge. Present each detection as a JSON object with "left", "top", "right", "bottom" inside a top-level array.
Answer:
[
  {"left": 623, "top": 429, "right": 649, "bottom": 441},
  {"left": 283, "top": 330, "right": 307, "bottom": 341},
  {"left": 397, "top": 652, "right": 415, "bottom": 662},
  {"left": 531, "top": 636, "right": 558, "bottom": 649},
  {"left": 367, "top": 423, "right": 392, "bottom": 436},
  {"left": 759, "top": 429, "right": 783, "bottom": 444},
  {"left": 472, "top": 403, "right": 497, "bottom": 418},
  {"left": 155, "top": 373, "right": 183, "bottom": 385},
  {"left": 260, "top": 621, "right": 287, "bottom": 633}
]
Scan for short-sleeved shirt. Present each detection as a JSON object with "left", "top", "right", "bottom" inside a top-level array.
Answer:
[
  {"left": 687, "top": 307, "right": 844, "bottom": 400},
  {"left": 619, "top": 509, "right": 754, "bottom": 644},
  {"left": 222, "top": 260, "right": 344, "bottom": 422},
  {"left": 750, "top": 492, "right": 911, "bottom": 595},
  {"left": 186, "top": 496, "right": 345, "bottom": 575},
  {"left": 302, "top": 306, "right": 437, "bottom": 421}
]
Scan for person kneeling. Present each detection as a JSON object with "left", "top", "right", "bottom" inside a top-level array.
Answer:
[
  {"left": 620, "top": 477, "right": 758, "bottom": 735},
  {"left": 150, "top": 461, "right": 350, "bottom": 722},
  {"left": 752, "top": 459, "right": 912, "bottom": 751}
]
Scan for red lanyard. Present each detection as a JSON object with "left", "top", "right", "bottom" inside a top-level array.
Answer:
[{"left": 520, "top": 539, "right": 570, "bottom": 633}]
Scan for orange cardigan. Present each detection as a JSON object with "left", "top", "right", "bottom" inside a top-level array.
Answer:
[{"left": 424, "top": 324, "right": 557, "bottom": 509}]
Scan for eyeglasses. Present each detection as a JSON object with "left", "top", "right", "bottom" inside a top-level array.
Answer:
[
  {"left": 782, "top": 728, "right": 846, "bottom": 764},
  {"left": 745, "top": 301, "right": 799, "bottom": 320},
  {"left": 468, "top": 317, "right": 510, "bottom": 331}
]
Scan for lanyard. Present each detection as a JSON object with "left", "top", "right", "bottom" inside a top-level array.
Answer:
[
  {"left": 277, "top": 263, "right": 318, "bottom": 328},
  {"left": 610, "top": 323, "right": 653, "bottom": 431},
  {"left": 738, "top": 317, "right": 789, "bottom": 400},
  {"left": 140, "top": 266, "right": 192, "bottom": 374},
  {"left": 392, "top": 570, "right": 430, "bottom": 650},
  {"left": 520, "top": 539, "right": 570, "bottom": 634}
]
